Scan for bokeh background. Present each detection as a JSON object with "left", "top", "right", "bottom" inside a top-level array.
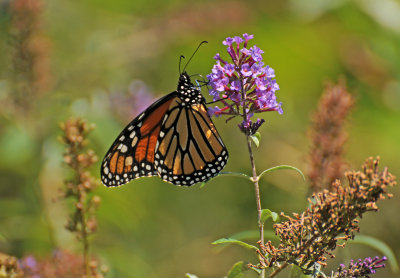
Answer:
[{"left": 1, "top": 0, "right": 400, "bottom": 277}]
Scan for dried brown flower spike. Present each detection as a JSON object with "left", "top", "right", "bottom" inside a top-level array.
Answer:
[
  {"left": 59, "top": 118, "right": 101, "bottom": 277},
  {"left": 308, "top": 81, "right": 355, "bottom": 191},
  {"left": 255, "top": 157, "right": 396, "bottom": 277}
]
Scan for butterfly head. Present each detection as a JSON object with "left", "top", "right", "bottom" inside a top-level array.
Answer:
[{"left": 177, "top": 72, "right": 204, "bottom": 105}]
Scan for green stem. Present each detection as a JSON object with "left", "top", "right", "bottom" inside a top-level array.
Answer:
[
  {"left": 73, "top": 146, "right": 91, "bottom": 278},
  {"left": 80, "top": 210, "right": 91, "bottom": 278},
  {"left": 246, "top": 136, "right": 265, "bottom": 278}
]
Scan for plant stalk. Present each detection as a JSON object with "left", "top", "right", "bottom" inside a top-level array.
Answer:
[{"left": 246, "top": 136, "right": 265, "bottom": 278}]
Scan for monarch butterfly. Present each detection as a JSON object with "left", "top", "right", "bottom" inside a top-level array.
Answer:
[{"left": 100, "top": 68, "right": 228, "bottom": 187}]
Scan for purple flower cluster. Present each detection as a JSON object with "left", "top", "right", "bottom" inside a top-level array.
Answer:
[
  {"left": 207, "top": 34, "right": 282, "bottom": 135},
  {"left": 335, "top": 256, "right": 387, "bottom": 277}
]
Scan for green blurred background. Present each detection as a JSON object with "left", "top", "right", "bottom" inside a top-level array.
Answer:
[{"left": 1, "top": 0, "right": 400, "bottom": 277}]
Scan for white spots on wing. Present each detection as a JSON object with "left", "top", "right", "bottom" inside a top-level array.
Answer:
[
  {"left": 103, "top": 167, "right": 109, "bottom": 174},
  {"left": 162, "top": 114, "right": 168, "bottom": 125},
  {"left": 120, "top": 144, "right": 128, "bottom": 153},
  {"left": 129, "top": 131, "right": 136, "bottom": 138},
  {"left": 119, "top": 135, "right": 125, "bottom": 141}
]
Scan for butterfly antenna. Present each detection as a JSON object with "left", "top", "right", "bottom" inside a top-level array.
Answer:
[
  {"left": 182, "top": 41, "right": 208, "bottom": 73},
  {"left": 179, "top": 55, "right": 185, "bottom": 74}
]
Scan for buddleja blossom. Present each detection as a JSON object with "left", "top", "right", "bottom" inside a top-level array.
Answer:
[
  {"left": 207, "top": 34, "right": 282, "bottom": 135},
  {"left": 333, "top": 256, "right": 387, "bottom": 278}
]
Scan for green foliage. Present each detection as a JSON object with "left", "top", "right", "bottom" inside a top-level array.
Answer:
[
  {"left": 212, "top": 238, "right": 258, "bottom": 251},
  {"left": 226, "top": 261, "right": 247, "bottom": 278},
  {"left": 250, "top": 132, "right": 261, "bottom": 148},
  {"left": 289, "top": 265, "right": 312, "bottom": 278},
  {"left": 260, "top": 209, "right": 280, "bottom": 224},
  {"left": 258, "top": 165, "right": 305, "bottom": 182}
]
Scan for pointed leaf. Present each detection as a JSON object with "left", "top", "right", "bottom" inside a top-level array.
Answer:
[
  {"left": 260, "top": 209, "right": 279, "bottom": 224},
  {"left": 350, "top": 235, "right": 399, "bottom": 273},
  {"left": 249, "top": 266, "right": 262, "bottom": 274},
  {"left": 212, "top": 238, "right": 258, "bottom": 251},
  {"left": 258, "top": 165, "right": 305, "bottom": 181},
  {"left": 214, "top": 230, "right": 278, "bottom": 252},
  {"left": 250, "top": 134, "right": 260, "bottom": 147},
  {"left": 226, "top": 261, "right": 246, "bottom": 278}
]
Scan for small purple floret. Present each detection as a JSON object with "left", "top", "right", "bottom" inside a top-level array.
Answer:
[
  {"left": 222, "top": 37, "right": 233, "bottom": 46},
  {"left": 336, "top": 256, "right": 387, "bottom": 277}
]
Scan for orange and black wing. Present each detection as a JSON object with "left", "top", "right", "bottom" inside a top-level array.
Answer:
[
  {"left": 154, "top": 98, "right": 228, "bottom": 186},
  {"left": 101, "top": 93, "right": 177, "bottom": 187}
]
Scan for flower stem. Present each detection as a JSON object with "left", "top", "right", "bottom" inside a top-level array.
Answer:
[
  {"left": 80, "top": 211, "right": 91, "bottom": 278},
  {"left": 246, "top": 136, "right": 265, "bottom": 278}
]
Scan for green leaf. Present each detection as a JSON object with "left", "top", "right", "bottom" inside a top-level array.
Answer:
[
  {"left": 229, "top": 229, "right": 278, "bottom": 241},
  {"left": 350, "top": 235, "right": 399, "bottom": 273},
  {"left": 214, "top": 230, "right": 278, "bottom": 252},
  {"left": 185, "top": 274, "right": 198, "bottom": 278},
  {"left": 212, "top": 238, "right": 258, "bottom": 251},
  {"left": 200, "top": 171, "right": 252, "bottom": 188},
  {"left": 250, "top": 132, "right": 261, "bottom": 147},
  {"left": 248, "top": 266, "right": 261, "bottom": 274},
  {"left": 226, "top": 261, "right": 246, "bottom": 278},
  {"left": 260, "top": 209, "right": 279, "bottom": 224},
  {"left": 289, "top": 265, "right": 311, "bottom": 278},
  {"left": 258, "top": 165, "right": 305, "bottom": 181}
]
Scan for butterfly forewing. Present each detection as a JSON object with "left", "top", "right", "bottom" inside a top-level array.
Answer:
[
  {"left": 101, "top": 93, "right": 176, "bottom": 187},
  {"left": 101, "top": 71, "right": 228, "bottom": 187}
]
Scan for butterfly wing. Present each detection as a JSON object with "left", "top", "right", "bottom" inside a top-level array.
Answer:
[
  {"left": 102, "top": 72, "right": 228, "bottom": 187},
  {"left": 101, "top": 92, "right": 177, "bottom": 187},
  {"left": 155, "top": 98, "right": 228, "bottom": 186}
]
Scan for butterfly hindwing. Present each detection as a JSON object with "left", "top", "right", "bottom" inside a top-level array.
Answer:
[{"left": 154, "top": 98, "right": 228, "bottom": 186}]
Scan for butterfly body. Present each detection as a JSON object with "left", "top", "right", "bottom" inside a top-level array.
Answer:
[{"left": 101, "top": 72, "right": 228, "bottom": 187}]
